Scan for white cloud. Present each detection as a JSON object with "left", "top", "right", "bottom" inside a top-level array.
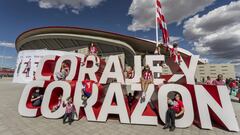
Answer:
[
  {"left": 183, "top": 1, "right": 240, "bottom": 76},
  {"left": 0, "top": 41, "right": 15, "bottom": 48},
  {"left": 191, "top": 42, "right": 210, "bottom": 54},
  {"left": 28, "top": 0, "right": 106, "bottom": 14},
  {"left": 128, "top": 0, "right": 215, "bottom": 31}
]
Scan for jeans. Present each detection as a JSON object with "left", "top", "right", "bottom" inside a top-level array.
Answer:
[
  {"left": 63, "top": 112, "right": 74, "bottom": 124},
  {"left": 165, "top": 108, "right": 176, "bottom": 127},
  {"left": 32, "top": 99, "right": 42, "bottom": 107}
]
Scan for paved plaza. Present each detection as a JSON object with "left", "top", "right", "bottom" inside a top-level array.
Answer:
[{"left": 0, "top": 78, "right": 239, "bottom": 135}]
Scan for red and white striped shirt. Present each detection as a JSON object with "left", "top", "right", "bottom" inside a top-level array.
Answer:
[
  {"left": 143, "top": 71, "right": 152, "bottom": 80},
  {"left": 65, "top": 103, "right": 74, "bottom": 114},
  {"left": 89, "top": 45, "right": 98, "bottom": 54}
]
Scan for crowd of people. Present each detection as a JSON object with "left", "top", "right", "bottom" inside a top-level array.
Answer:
[
  {"left": 200, "top": 74, "right": 240, "bottom": 101},
  {"left": 29, "top": 42, "right": 240, "bottom": 131}
]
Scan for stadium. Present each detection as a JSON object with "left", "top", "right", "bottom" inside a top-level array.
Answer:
[{"left": 15, "top": 26, "right": 200, "bottom": 69}]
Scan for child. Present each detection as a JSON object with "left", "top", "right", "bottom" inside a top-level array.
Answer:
[
  {"left": 63, "top": 97, "right": 76, "bottom": 125},
  {"left": 170, "top": 43, "right": 182, "bottom": 65},
  {"left": 51, "top": 94, "right": 62, "bottom": 112},
  {"left": 81, "top": 77, "right": 98, "bottom": 106}
]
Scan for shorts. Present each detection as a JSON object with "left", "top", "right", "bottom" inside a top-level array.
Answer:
[{"left": 83, "top": 90, "right": 91, "bottom": 98}]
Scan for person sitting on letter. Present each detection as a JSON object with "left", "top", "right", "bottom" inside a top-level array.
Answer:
[
  {"left": 140, "top": 65, "right": 153, "bottom": 102},
  {"left": 31, "top": 88, "right": 43, "bottom": 107},
  {"left": 55, "top": 62, "right": 70, "bottom": 80}
]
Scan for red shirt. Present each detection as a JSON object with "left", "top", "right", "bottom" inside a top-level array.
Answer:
[
  {"left": 229, "top": 81, "right": 237, "bottom": 88},
  {"left": 171, "top": 100, "right": 184, "bottom": 113},
  {"left": 143, "top": 71, "right": 152, "bottom": 80},
  {"left": 82, "top": 80, "right": 95, "bottom": 93}
]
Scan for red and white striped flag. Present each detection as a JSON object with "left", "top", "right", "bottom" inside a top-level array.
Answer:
[{"left": 156, "top": 0, "right": 170, "bottom": 46}]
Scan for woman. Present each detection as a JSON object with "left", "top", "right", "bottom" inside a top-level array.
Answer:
[
  {"left": 140, "top": 65, "right": 153, "bottom": 100},
  {"left": 56, "top": 62, "right": 70, "bottom": 80},
  {"left": 127, "top": 66, "right": 135, "bottom": 79},
  {"left": 163, "top": 93, "right": 184, "bottom": 131}
]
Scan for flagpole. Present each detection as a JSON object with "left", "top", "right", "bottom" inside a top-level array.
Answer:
[{"left": 155, "top": 0, "right": 158, "bottom": 47}]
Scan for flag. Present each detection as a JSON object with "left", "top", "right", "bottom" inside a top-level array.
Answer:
[{"left": 156, "top": 0, "right": 170, "bottom": 46}]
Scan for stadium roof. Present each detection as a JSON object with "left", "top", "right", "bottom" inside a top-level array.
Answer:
[{"left": 15, "top": 26, "right": 203, "bottom": 65}]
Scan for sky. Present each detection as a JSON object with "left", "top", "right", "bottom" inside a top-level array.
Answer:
[{"left": 0, "top": 0, "right": 239, "bottom": 75}]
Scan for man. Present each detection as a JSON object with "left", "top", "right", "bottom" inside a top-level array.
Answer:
[
  {"left": 31, "top": 88, "right": 43, "bottom": 107},
  {"left": 63, "top": 97, "right": 76, "bottom": 125},
  {"left": 212, "top": 74, "right": 225, "bottom": 85},
  {"left": 81, "top": 43, "right": 100, "bottom": 67},
  {"left": 205, "top": 76, "right": 212, "bottom": 85}
]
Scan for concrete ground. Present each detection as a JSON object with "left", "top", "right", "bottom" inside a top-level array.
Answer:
[{"left": 0, "top": 78, "right": 239, "bottom": 135}]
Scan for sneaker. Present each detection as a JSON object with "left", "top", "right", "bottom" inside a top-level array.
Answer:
[
  {"left": 162, "top": 63, "right": 167, "bottom": 67},
  {"left": 169, "top": 126, "right": 175, "bottom": 131},
  {"left": 81, "top": 62, "right": 85, "bottom": 66},
  {"left": 81, "top": 95, "right": 85, "bottom": 101},
  {"left": 163, "top": 125, "right": 169, "bottom": 129},
  {"left": 142, "top": 92, "right": 146, "bottom": 97},
  {"left": 140, "top": 97, "right": 145, "bottom": 103}
]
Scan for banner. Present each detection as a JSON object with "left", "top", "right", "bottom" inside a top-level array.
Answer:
[{"left": 13, "top": 50, "right": 78, "bottom": 83}]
